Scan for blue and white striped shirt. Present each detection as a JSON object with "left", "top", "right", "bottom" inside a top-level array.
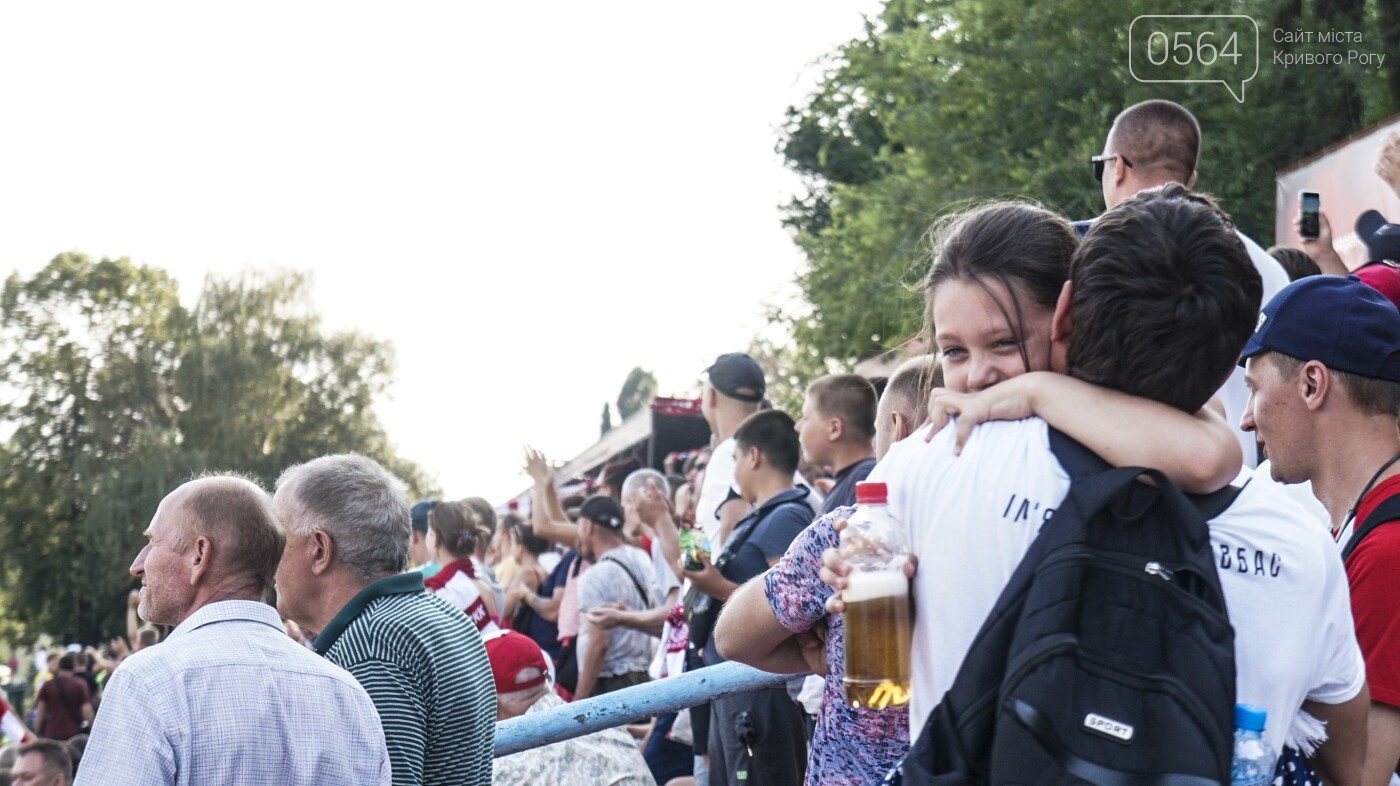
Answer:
[{"left": 76, "top": 600, "right": 392, "bottom": 786}]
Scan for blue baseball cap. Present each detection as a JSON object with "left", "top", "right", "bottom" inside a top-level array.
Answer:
[
  {"left": 1239, "top": 275, "right": 1400, "bottom": 382},
  {"left": 410, "top": 500, "right": 436, "bottom": 533}
]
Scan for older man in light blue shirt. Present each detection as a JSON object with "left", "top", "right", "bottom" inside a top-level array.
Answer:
[{"left": 77, "top": 474, "right": 391, "bottom": 786}]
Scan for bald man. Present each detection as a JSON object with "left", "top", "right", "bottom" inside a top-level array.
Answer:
[{"left": 77, "top": 474, "right": 391, "bottom": 786}]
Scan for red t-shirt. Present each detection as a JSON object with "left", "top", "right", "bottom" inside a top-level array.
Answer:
[
  {"left": 36, "top": 674, "right": 89, "bottom": 740},
  {"left": 1345, "top": 474, "right": 1400, "bottom": 708}
]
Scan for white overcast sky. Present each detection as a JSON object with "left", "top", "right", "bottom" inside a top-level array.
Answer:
[{"left": 0, "top": 2, "right": 884, "bottom": 503}]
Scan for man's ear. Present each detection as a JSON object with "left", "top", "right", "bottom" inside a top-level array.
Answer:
[
  {"left": 1185, "top": 170, "right": 1198, "bottom": 190},
  {"left": 189, "top": 536, "right": 213, "bottom": 584},
  {"left": 1300, "top": 361, "right": 1331, "bottom": 412},
  {"left": 828, "top": 416, "right": 845, "bottom": 443},
  {"left": 891, "top": 411, "right": 912, "bottom": 443},
  {"left": 310, "top": 530, "right": 336, "bottom": 577}
]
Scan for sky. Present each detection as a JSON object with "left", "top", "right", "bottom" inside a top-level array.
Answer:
[{"left": 0, "top": 2, "right": 884, "bottom": 504}]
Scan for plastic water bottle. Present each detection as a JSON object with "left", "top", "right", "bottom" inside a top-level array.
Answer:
[{"left": 1231, "top": 704, "right": 1273, "bottom": 786}]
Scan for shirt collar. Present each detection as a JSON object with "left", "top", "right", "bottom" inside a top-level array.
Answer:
[
  {"left": 167, "top": 599, "right": 284, "bottom": 642},
  {"left": 313, "top": 572, "right": 426, "bottom": 654}
]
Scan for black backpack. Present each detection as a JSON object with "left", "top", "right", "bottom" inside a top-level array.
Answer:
[{"left": 897, "top": 429, "right": 1239, "bottom": 786}]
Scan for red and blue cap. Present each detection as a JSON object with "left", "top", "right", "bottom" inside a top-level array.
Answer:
[{"left": 1239, "top": 275, "right": 1400, "bottom": 382}]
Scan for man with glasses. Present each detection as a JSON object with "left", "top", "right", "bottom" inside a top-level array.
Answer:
[{"left": 1085, "top": 99, "right": 1289, "bottom": 469}]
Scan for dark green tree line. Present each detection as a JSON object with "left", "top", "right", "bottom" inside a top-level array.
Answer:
[
  {"left": 0, "top": 254, "right": 435, "bottom": 643},
  {"left": 778, "top": 0, "right": 1399, "bottom": 375}
]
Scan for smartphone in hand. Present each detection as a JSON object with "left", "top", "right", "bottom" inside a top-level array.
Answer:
[{"left": 1299, "top": 191, "right": 1321, "bottom": 240}]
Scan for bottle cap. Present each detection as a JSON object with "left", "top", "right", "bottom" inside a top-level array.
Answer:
[
  {"left": 855, "top": 481, "right": 888, "bottom": 505},
  {"left": 1234, "top": 703, "right": 1266, "bottom": 732}
]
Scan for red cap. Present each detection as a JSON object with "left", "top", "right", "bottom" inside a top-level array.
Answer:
[
  {"left": 484, "top": 631, "right": 550, "bottom": 695},
  {"left": 855, "top": 481, "right": 888, "bottom": 505},
  {"left": 1355, "top": 261, "right": 1400, "bottom": 311}
]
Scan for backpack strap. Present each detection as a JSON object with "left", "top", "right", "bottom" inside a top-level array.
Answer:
[
  {"left": 1047, "top": 427, "right": 1110, "bottom": 480},
  {"left": 601, "top": 554, "right": 655, "bottom": 610},
  {"left": 1187, "top": 482, "right": 1243, "bottom": 523},
  {"left": 1342, "top": 493, "right": 1400, "bottom": 561}
]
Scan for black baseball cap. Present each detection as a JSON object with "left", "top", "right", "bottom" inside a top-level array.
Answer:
[
  {"left": 1239, "top": 275, "right": 1400, "bottom": 382},
  {"left": 579, "top": 495, "right": 626, "bottom": 530},
  {"left": 1357, "top": 210, "right": 1400, "bottom": 263},
  {"left": 704, "top": 352, "right": 766, "bottom": 403}
]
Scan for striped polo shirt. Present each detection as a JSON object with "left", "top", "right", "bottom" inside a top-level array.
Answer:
[{"left": 315, "top": 573, "right": 496, "bottom": 786}]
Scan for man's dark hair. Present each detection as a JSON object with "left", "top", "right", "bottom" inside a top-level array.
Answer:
[
  {"left": 1269, "top": 353, "right": 1400, "bottom": 418},
  {"left": 16, "top": 739, "right": 72, "bottom": 782},
  {"left": 734, "top": 410, "right": 801, "bottom": 476},
  {"left": 1110, "top": 99, "right": 1201, "bottom": 185},
  {"left": 1068, "top": 184, "right": 1261, "bottom": 412},
  {"left": 57, "top": 655, "right": 75, "bottom": 672},
  {"left": 807, "top": 375, "right": 879, "bottom": 442}
]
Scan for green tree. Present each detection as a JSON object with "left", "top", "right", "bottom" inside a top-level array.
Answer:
[
  {"left": 0, "top": 254, "right": 185, "bottom": 644},
  {"left": 0, "top": 256, "right": 434, "bottom": 641},
  {"left": 776, "top": 0, "right": 1398, "bottom": 378},
  {"left": 616, "top": 367, "right": 658, "bottom": 420}
]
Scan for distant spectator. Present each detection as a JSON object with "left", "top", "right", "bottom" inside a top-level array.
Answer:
[
  {"left": 574, "top": 495, "right": 660, "bottom": 699},
  {"left": 10, "top": 739, "right": 71, "bottom": 786},
  {"left": 488, "top": 631, "right": 655, "bottom": 785},
  {"left": 597, "top": 457, "right": 642, "bottom": 502},
  {"left": 461, "top": 497, "right": 507, "bottom": 614},
  {"left": 796, "top": 374, "right": 878, "bottom": 514},
  {"left": 33, "top": 657, "right": 90, "bottom": 742},
  {"left": 1268, "top": 246, "right": 1321, "bottom": 281},
  {"left": 503, "top": 520, "right": 560, "bottom": 658},
  {"left": 407, "top": 500, "right": 442, "bottom": 579},
  {"left": 424, "top": 500, "right": 502, "bottom": 635},
  {"left": 61, "top": 737, "right": 83, "bottom": 778}
]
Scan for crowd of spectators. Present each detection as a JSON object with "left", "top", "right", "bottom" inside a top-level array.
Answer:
[{"left": 4, "top": 100, "right": 1400, "bottom": 786}]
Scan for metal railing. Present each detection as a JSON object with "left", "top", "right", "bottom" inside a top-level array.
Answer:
[{"left": 493, "top": 661, "right": 802, "bottom": 757}]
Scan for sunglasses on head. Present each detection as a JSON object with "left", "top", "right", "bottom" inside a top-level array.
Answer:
[{"left": 1091, "top": 153, "right": 1133, "bottom": 183}]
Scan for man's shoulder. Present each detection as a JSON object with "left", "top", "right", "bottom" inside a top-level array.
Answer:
[{"left": 332, "top": 590, "right": 480, "bottom": 659}]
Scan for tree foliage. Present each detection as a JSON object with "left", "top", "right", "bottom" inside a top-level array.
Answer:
[
  {"left": 777, "top": 0, "right": 1399, "bottom": 379},
  {"left": 0, "top": 254, "right": 434, "bottom": 643},
  {"left": 616, "top": 367, "right": 658, "bottom": 420}
]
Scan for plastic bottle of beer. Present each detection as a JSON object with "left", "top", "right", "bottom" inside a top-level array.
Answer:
[
  {"left": 1230, "top": 704, "right": 1272, "bottom": 786},
  {"left": 839, "top": 481, "right": 912, "bottom": 710}
]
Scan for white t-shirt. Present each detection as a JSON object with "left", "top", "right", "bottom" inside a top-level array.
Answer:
[
  {"left": 870, "top": 418, "right": 1365, "bottom": 757},
  {"left": 1247, "top": 461, "right": 1331, "bottom": 530},
  {"left": 1217, "top": 233, "right": 1291, "bottom": 471},
  {"left": 697, "top": 436, "right": 739, "bottom": 552}
]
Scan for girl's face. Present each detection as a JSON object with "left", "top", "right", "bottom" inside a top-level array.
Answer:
[{"left": 931, "top": 278, "right": 1055, "bottom": 393}]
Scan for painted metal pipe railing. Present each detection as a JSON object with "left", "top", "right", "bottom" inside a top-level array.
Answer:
[{"left": 493, "top": 661, "right": 802, "bottom": 757}]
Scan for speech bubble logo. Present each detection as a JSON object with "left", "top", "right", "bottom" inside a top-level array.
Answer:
[{"left": 1129, "top": 15, "right": 1260, "bottom": 103}]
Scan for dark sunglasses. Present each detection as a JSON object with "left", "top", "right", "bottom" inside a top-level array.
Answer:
[{"left": 1091, "top": 153, "right": 1133, "bottom": 183}]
